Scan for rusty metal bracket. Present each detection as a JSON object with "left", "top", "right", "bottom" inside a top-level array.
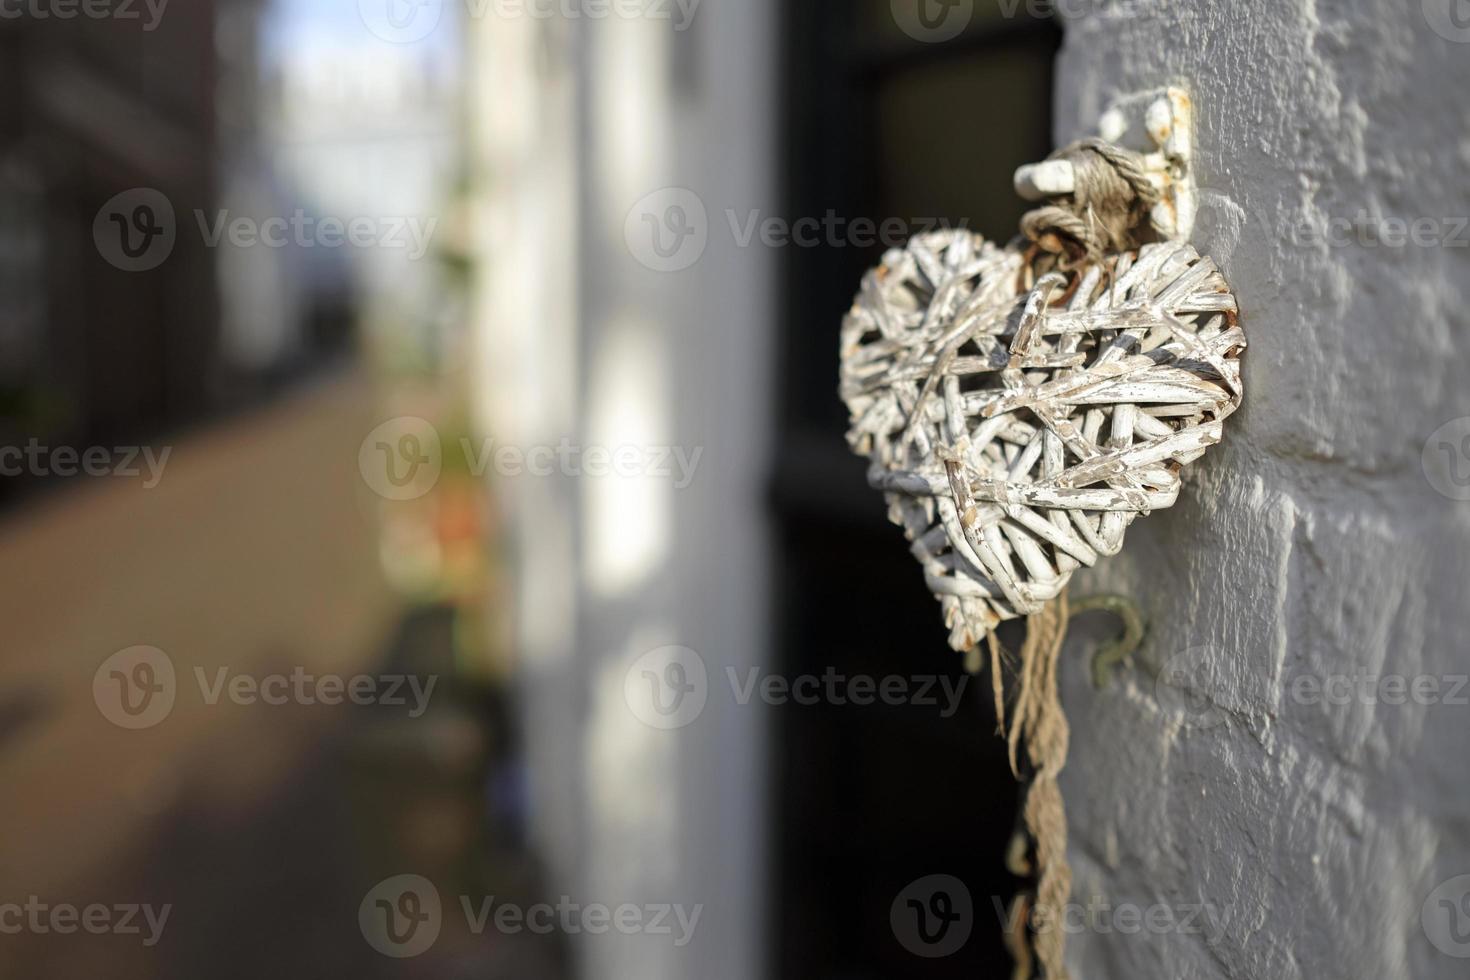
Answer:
[{"left": 1013, "top": 86, "right": 1196, "bottom": 241}]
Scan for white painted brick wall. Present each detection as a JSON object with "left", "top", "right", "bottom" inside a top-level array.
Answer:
[{"left": 1053, "top": 3, "right": 1470, "bottom": 977}]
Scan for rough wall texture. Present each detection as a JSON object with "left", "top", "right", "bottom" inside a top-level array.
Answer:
[{"left": 1054, "top": 1, "right": 1470, "bottom": 978}]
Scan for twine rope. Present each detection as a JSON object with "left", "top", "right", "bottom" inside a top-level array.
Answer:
[
  {"left": 1020, "top": 137, "right": 1160, "bottom": 267},
  {"left": 1001, "top": 594, "right": 1074, "bottom": 980}
]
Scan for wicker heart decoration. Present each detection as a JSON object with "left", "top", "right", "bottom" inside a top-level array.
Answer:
[{"left": 839, "top": 229, "right": 1244, "bottom": 653}]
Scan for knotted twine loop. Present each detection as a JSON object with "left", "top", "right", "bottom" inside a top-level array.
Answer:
[{"left": 1020, "top": 137, "right": 1160, "bottom": 268}]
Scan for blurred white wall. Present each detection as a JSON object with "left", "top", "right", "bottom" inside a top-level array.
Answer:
[{"left": 468, "top": 3, "right": 776, "bottom": 979}]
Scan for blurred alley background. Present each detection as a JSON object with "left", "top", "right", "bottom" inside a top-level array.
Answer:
[{"left": 0, "top": 1, "right": 1063, "bottom": 977}]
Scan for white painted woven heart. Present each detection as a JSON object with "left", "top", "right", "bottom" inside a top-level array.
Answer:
[{"left": 839, "top": 229, "right": 1244, "bottom": 652}]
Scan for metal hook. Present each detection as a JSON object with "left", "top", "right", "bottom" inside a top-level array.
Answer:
[{"left": 1069, "top": 594, "right": 1145, "bottom": 689}]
